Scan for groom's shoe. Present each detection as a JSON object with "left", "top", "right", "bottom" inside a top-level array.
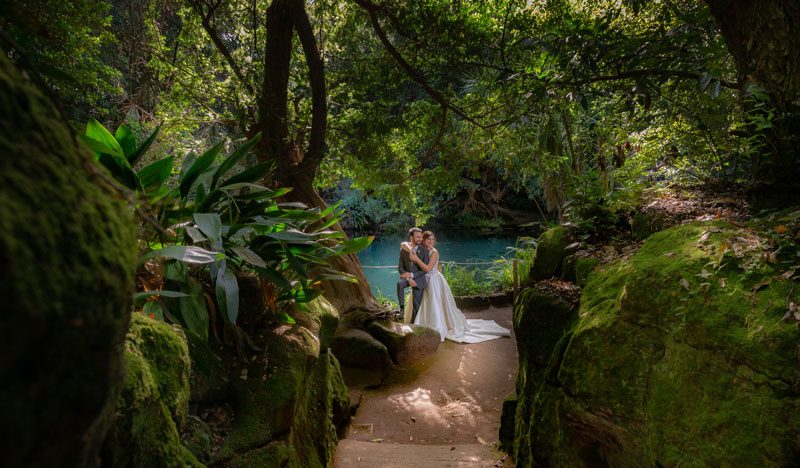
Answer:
[{"left": 394, "top": 308, "right": 404, "bottom": 322}]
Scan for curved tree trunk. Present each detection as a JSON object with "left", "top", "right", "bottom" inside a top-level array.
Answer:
[
  {"left": 705, "top": 0, "right": 800, "bottom": 205},
  {"left": 258, "top": 0, "right": 377, "bottom": 313},
  {"left": 0, "top": 52, "right": 136, "bottom": 467}
]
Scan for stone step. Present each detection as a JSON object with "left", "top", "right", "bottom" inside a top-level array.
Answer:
[{"left": 333, "top": 439, "right": 506, "bottom": 467}]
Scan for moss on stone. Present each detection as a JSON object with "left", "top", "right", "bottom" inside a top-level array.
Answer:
[
  {"left": 0, "top": 53, "right": 136, "bottom": 467},
  {"left": 216, "top": 298, "right": 348, "bottom": 466},
  {"left": 514, "top": 221, "right": 800, "bottom": 466},
  {"left": 182, "top": 416, "right": 213, "bottom": 464},
  {"left": 530, "top": 226, "right": 569, "bottom": 282},
  {"left": 574, "top": 257, "right": 600, "bottom": 287},
  {"left": 102, "top": 314, "right": 201, "bottom": 467}
]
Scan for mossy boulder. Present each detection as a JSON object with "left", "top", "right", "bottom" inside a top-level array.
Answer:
[
  {"left": 514, "top": 221, "right": 800, "bottom": 466},
  {"left": 630, "top": 210, "right": 668, "bottom": 240},
  {"left": 182, "top": 416, "right": 213, "bottom": 464},
  {"left": 101, "top": 313, "right": 200, "bottom": 467},
  {"left": 0, "top": 53, "right": 136, "bottom": 467},
  {"left": 366, "top": 320, "right": 441, "bottom": 365},
  {"left": 574, "top": 256, "right": 600, "bottom": 287},
  {"left": 217, "top": 296, "right": 349, "bottom": 467},
  {"left": 331, "top": 328, "right": 390, "bottom": 369},
  {"left": 530, "top": 226, "right": 569, "bottom": 282}
]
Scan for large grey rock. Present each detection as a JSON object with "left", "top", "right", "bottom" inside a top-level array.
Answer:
[
  {"left": 366, "top": 320, "right": 440, "bottom": 365},
  {"left": 330, "top": 328, "right": 390, "bottom": 369}
]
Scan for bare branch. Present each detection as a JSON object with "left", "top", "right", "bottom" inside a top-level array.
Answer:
[
  {"left": 352, "top": 0, "right": 486, "bottom": 128},
  {"left": 187, "top": 0, "right": 257, "bottom": 100}
]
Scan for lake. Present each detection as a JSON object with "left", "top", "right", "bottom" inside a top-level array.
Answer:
[{"left": 356, "top": 232, "right": 520, "bottom": 301}]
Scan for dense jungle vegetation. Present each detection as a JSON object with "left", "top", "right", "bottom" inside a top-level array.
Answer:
[
  {"left": 4, "top": 0, "right": 798, "bottom": 310},
  {"left": 2, "top": 0, "right": 799, "bottom": 465}
]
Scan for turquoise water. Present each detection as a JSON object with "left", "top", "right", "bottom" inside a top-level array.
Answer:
[{"left": 357, "top": 232, "right": 519, "bottom": 302}]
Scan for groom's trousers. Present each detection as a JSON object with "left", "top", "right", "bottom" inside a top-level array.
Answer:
[{"left": 396, "top": 279, "right": 424, "bottom": 320}]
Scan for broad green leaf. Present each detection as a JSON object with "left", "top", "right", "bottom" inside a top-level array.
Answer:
[
  {"left": 178, "top": 279, "right": 209, "bottom": 341},
  {"left": 180, "top": 140, "right": 225, "bottom": 198},
  {"left": 211, "top": 132, "right": 263, "bottom": 189},
  {"left": 314, "top": 273, "right": 359, "bottom": 283},
  {"left": 231, "top": 246, "right": 267, "bottom": 268},
  {"left": 285, "top": 249, "right": 308, "bottom": 279},
  {"left": 137, "top": 156, "right": 173, "bottom": 189},
  {"left": 194, "top": 213, "right": 223, "bottom": 242},
  {"left": 216, "top": 266, "right": 240, "bottom": 324},
  {"left": 128, "top": 124, "right": 161, "bottom": 166},
  {"left": 278, "top": 201, "right": 309, "bottom": 209},
  {"left": 337, "top": 236, "right": 374, "bottom": 255},
  {"left": 141, "top": 245, "right": 221, "bottom": 264},
  {"left": 255, "top": 266, "right": 293, "bottom": 290},
  {"left": 85, "top": 118, "right": 124, "bottom": 158},
  {"left": 134, "top": 290, "right": 190, "bottom": 302},
  {"left": 266, "top": 229, "right": 315, "bottom": 243},
  {"left": 219, "top": 163, "right": 273, "bottom": 187},
  {"left": 96, "top": 152, "right": 139, "bottom": 190},
  {"left": 185, "top": 226, "right": 207, "bottom": 243},
  {"left": 115, "top": 124, "right": 137, "bottom": 158}
]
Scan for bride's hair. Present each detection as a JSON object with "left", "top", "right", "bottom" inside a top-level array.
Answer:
[{"left": 422, "top": 231, "right": 435, "bottom": 241}]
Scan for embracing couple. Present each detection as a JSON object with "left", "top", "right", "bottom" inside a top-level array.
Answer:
[{"left": 396, "top": 227, "right": 510, "bottom": 344}]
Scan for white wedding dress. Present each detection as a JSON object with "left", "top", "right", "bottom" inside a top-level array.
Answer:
[{"left": 409, "top": 254, "right": 511, "bottom": 343}]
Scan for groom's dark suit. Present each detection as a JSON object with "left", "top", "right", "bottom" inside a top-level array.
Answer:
[{"left": 397, "top": 245, "right": 430, "bottom": 322}]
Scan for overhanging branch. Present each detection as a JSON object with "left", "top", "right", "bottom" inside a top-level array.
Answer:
[{"left": 352, "top": 0, "right": 485, "bottom": 128}]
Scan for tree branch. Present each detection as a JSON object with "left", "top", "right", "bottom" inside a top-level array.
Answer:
[
  {"left": 352, "top": 0, "right": 485, "bottom": 128},
  {"left": 187, "top": 0, "right": 257, "bottom": 100},
  {"left": 293, "top": 0, "right": 327, "bottom": 177},
  {"left": 563, "top": 68, "right": 737, "bottom": 89}
]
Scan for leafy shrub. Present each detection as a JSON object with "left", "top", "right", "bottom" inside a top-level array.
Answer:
[{"left": 82, "top": 120, "right": 372, "bottom": 341}]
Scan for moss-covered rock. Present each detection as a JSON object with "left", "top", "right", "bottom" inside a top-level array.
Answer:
[
  {"left": 630, "top": 210, "right": 668, "bottom": 240},
  {"left": 182, "top": 416, "right": 213, "bottom": 464},
  {"left": 514, "top": 221, "right": 800, "bottom": 466},
  {"left": 216, "top": 296, "right": 348, "bottom": 467},
  {"left": 530, "top": 226, "right": 569, "bottom": 282},
  {"left": 331, "top": 328, "right": 390, "bottom": 369},
  {"left": 561, "top": 254, "right": 577, "bottom": 283},
  {"left": 366, "top": 320, "right": 441, "bottom": 365},
  {"left": 574, "top": 256, "right": 600, "bottom": 287},
  {"left": 0, "top": 53, "right": 136, "bottom": 467},
  {"left": 101, "top": 313, "right": 201, "bottom": 467}
]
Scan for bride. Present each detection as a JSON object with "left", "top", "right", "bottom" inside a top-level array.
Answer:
[{"left": 401, "top": 231, "right": 511, "bottom": 343}]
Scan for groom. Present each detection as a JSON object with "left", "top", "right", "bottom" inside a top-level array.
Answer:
[{"left": 397, "top": 227, "right": 430, "bottom": 322}]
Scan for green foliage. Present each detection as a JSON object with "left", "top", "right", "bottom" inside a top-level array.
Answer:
[
  {"left": 81, "top": 119, "right": 372, "bottom": 341},
  {"left": 441, "top": 263, "right": 496, "bottom": 296}
]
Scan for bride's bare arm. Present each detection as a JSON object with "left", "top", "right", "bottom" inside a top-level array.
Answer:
[
  {"left": 400, "top": 242, "right": 413, "bottom": 253},
  {"left": 413, "top": 250, "right": 439, "bottom": 272}
]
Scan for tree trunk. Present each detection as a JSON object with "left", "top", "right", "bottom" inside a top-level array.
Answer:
[
  {"left": 258, "top": 0, "right": 377, "bottom": 313},
  {"left": 705, "top": 0, "right": 800, "bottom": 205}
]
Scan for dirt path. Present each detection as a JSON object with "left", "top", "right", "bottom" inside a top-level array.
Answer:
[{"left": 334, "top": 305, "right": 517, "bottom": 467}]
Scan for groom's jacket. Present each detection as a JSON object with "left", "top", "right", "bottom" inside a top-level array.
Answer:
[{"left": 398, "top": 245, "right": 429, "bottom": 290}]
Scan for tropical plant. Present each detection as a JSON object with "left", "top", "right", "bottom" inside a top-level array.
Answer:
[{"left": 81, "top": 119, "right": 373, "bottom": 341}]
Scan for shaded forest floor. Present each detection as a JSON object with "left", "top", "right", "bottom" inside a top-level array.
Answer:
[{"left": 334, "top": 305, "right": 516, "bottom": 467}]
